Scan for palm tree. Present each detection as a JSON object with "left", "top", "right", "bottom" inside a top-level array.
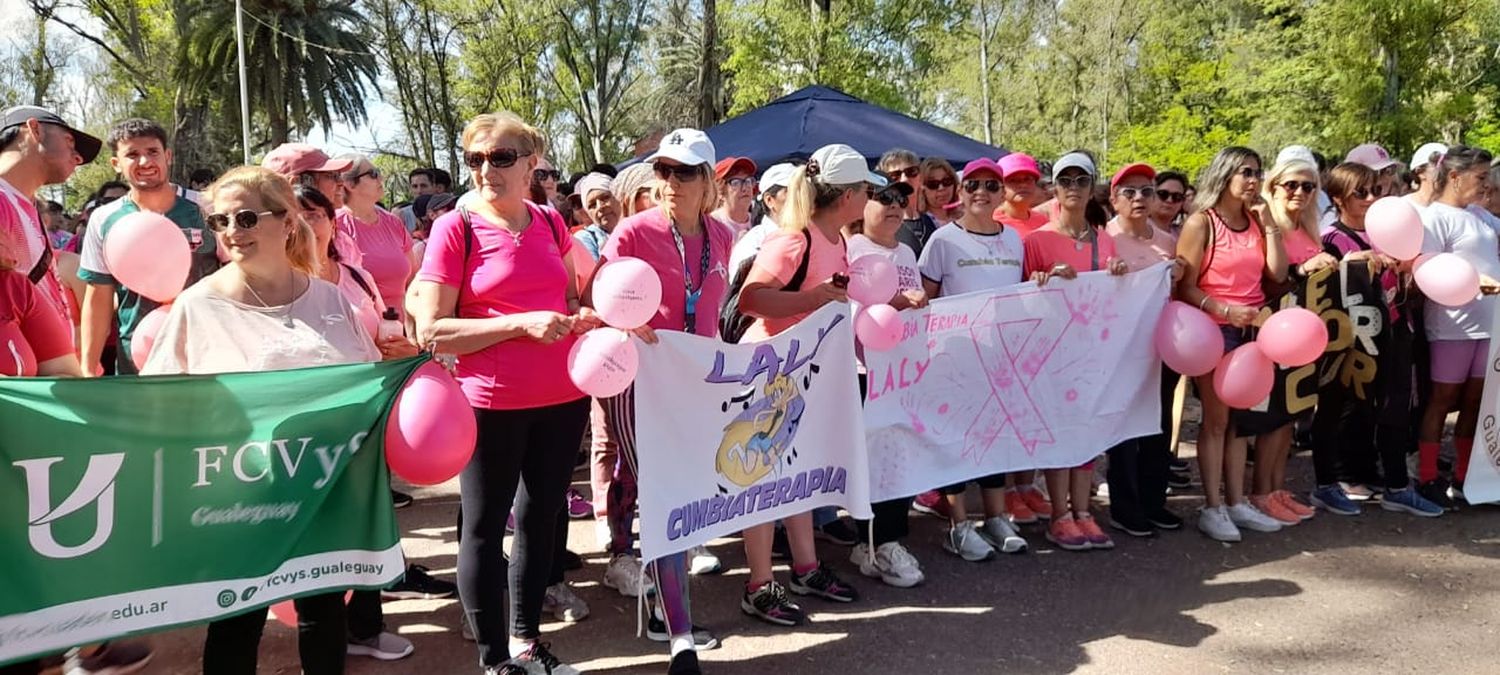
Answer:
[{"left": 180, "top": 0, "right": 378, "bottom": 147}]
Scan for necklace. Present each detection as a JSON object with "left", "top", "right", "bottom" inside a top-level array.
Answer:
[
  {"left": 243, "top": 270, "right": 298, "bottom": 328},
  {"left": 1062, "top": 224, "right": 1094, "bottom": 250}
]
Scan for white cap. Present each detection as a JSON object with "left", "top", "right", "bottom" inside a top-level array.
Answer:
[
  {"left": 647, "top": 128, "right": 715, "bottom": 168},
  {"left": 1052, "top": 152, "right": 1097, "bottom": 180},
  {"left": 1276, "top": 145, "right": 1317, "bottom": 168},
  {"left": 1410, "top": 143, "right": 1448, "bottom": 172},
  {"left": 759, "top": 162, "right": 797, "bottom": 193},
  {"left": 808, "top": 143, "right": 886, "bottom": 187}
]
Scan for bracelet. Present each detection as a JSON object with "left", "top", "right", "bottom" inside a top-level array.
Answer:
[
  {"left": 1263, "top": 228, "right": 1282, "bottom": 237},
  {"left": 1221, "top": 303, "right": 1231, "bottom": 318},
  {"left": 1198, "top": 296, "right": 1212, "bottom": 311}
]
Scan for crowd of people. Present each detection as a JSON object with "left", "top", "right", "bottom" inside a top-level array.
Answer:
[{"left": 2, "top": 100, "right": 1497, "bottom": 675}]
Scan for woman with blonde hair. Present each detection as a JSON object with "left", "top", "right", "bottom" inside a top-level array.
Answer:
[{"left": 336, "top": 155, "right": 417, "bottom": 321}]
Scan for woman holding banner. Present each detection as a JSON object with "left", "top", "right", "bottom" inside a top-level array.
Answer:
[{"left": 1174, "top": 146, "right": 1289, "bottom": 543}]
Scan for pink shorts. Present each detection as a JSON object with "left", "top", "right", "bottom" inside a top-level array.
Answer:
[{"left": 1429, "top": 339, "right": 1490, "bottom": 384}]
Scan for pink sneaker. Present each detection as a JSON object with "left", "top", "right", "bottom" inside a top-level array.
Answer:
[
  {"left": 912, "top": 491, "right": 952, "bottom": 520},
  {"left": 1073, "top": 513, "right": 1114, "bottom": 549},
  {"left": 1018, "top": 487, "right": 1052, "bottom": 520},
  {"left": 1273, "top": 490, "right": 1315, "bottom": 521},
  {"left": 1250, "top": 494, "right": 1300, "bottom": 526},
  {"left": 1045, "top": 515, "right": 1090, "bottom": 551},
  {"left": 567, "top": 487, "right": 593, "bottom": 519},
  {"left": 1003, "top": 489, "right": 1038, "bottom": 524}
]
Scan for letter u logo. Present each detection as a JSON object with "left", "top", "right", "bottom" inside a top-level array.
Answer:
[{"left": 13, "top": 453, "right": 126, "bottom": 559}]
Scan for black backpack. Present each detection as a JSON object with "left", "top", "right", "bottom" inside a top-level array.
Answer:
[{"left": 719, "top": 228, "right": 812, "bottom": 344}]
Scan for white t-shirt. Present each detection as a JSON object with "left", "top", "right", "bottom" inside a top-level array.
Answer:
[
  {"left": 1420, "top": 201, "right": 1500, "bottom": 340},
  {"left": 730, "top": 219, "right": 777, "bottom": 275},
  {"left": 917, "top": 224, "right": 1024, "bottom": 297},
  {"left": 847, "top": 234, "right": 920, "bottom": 291}
]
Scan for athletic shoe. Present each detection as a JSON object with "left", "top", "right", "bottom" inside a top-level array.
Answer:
[
  {"left": 911, "top": 490, "right": 952, "bottom": 519},
  {"left": 1272, "top": 489, "right": 1315, "bottom": 520},
  {"left": 559, "top": 548, "right": 582, "bottom": 572},
  {"left": 851, "top": 541, "right": 924, "bottom": 588},
  {"left": 667, "top": 649, "right": 702, "bottom": 675},
  {"left": 943, "top": 521, "right": 997, "bottom": 561},
  {"left": 1167, "top": 470, "right": 1194, "bottom": 489},
  {"left": 508, "top": 641, "right": 580, "bottom": 675},
  {"left": 1169, "top": 458, "right": 1191, "bottom": 473},
  {"left": 814, "top": 518, "right": 859, "bottom": 546},
  {"left": 347, "top": 632, "right": 414, "bottom": 661},
  {"left": 1003, "top": 488, "right": 1039, "bottom": 524},
  {"left": 1108, "top": 512, "right": 1155, "bottom": 537},
  {"left": 1017, "top": 487, "right": 1052, "bottom": 520},
  {"left": 1309, "top": 484, "right": 1361, "bottom": 516},
  {"left": 66, "top": 641, "right": 153, "bottom": 675},
  {"left": 1339, "top": 481, "right": 1377, "bottom": 502},
  {"left": 1381, "top": 486, "right": 1444, "bottom": 518},
  {"left": 687, "top": 545, "right": 723, "bottom": 575},
  {"left": 566, "top": 488, "right": 593, "bottom": 519},
  {"left": 1197, "top": 505, "right": 1242, "bottom": 543},
  {"left": 789, "top": 563, "right": 858, "bottom": 602},
  {"left": 1045, "top": 515, "right": 1091, "bottom": 551},
  {"left": 1227, "top": 502, "right": 1283, "bottom": 533},
  {"left": 1146, "top": 509, "right": 1183, "bottom": 530},
  {"left": 543, "top": 582, "right": 589, "bottom": 623},
  {"left": 646, "top": 615, "right": 720, "bottom": 649},
  {"left": 771, "top": 527, "right": 792, "bottom": 560},
  {"left": 603, "top": 554, "right": 654, "bottom": 597},
  {"left": 741, "top": 581, "right": 805, "bottom": 626},
  {"left": 383, "top": 564, "right": 457, "bottom": 600},
  {"left": 1250, "top": 494, "right": 1301, "bottom": 526},
  {"left": 484, "top": 665, "right": 527, "bottom": 675},
  {"left": 979, "top": 516, "right": 1028, "bottom": 553},
  {"left": 391, "top": 489, "right": 413, "bottom": 509},
  {"left": 1417, "top": 479, "right": 1457, "bottom": 511},
  {"left": 506, "top": 511, "right": 516, "bottom": 534},
  {"left": 1073, "top": 513, "right": 1114, "bottom": 549},
  {"left": 1450, "top": 482, "right": 1469, "bottom": 506}
]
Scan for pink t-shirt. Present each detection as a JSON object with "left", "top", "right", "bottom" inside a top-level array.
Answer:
[
  {"left": 1197, "top": 209, "right": 1267, "bottom": 322},
  {"left": 0, "top": 179, "right": 71, "bottom": 336},
  {"left": 994, "top": 207, "right": 1050, "bottom": 239},
  {"left": 1283, "top": 228, "right": 1322, "bottom": 266},
  {"left": 332, "top": 262, "right": 386, "bottom": 338},
  {"left": 336, "top": 206, "right": 413, "bottom": 320},
  {"left": 1105, "top": 217, "right": 1177, "bottom": 271},
  {"left": 741, "top": 227, "right": 848, "bottom": 341},
  {"left": 417, "top": 202, "right": 583, "bottom": 410},
  {"left": 599, "top": 209, "right": 732, "bottom": 335},
  {"left": 1022, "top": 227, "right": 1120, "bottom": 276},
  {"left": 0, "top": 270, "right": 72, "bottom": 376}
]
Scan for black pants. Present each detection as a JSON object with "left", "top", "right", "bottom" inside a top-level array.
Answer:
[
  {"left": 202, "top": 591, "right": 346, "bottom": 675},
  {"left": 1312, "top": 323, "right": 1413, "bottom": 490},
  {"left": 1107, "top": 367, "right": 1177, "bottom": 523},
  {"left": 458, "top": 399, "right": 590, "bottom": 667}
]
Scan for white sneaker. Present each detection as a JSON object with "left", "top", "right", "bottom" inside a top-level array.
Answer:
[
  {"left": 1227, "top": 502, "right": 1283, "bottom": 533},
  {"left": 543, "top": 582, "right": 589, "bottom": 622},
  {"left": 854, "top": 541, "right": 924, "bottom": 588},
  {"left": 942, "top": 521, "right": 996, "bottom": 561},
  {"left": 602, "top": 554, "right": 654, "bottom": 597},
  {"left": 979, "top": 516, "right": 1028, "bottom": 554},
  {"left": 1197, "top": 505, "right": 1242, "bottom": 542},
  {"left": 687, "top": 545, "right": 722, "bottom": 575}
]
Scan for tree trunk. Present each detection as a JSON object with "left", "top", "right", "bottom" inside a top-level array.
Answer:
[
  {"left": 697, "top": 0, "right": 722, "bottom": 128},
  {"left": 977, "top": 0, "right": 992, "bottom": 145}
]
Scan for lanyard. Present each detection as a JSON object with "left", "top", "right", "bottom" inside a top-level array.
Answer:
[{"left": 669, "top": 217, "right": 712, "bottom": 334}]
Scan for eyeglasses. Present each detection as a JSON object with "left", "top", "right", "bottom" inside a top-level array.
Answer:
[
  {"left": 866, "top": 188, "right": 909, "bottom": 208},
  {"left": 206, "top": 209, "right": 280, "bottom": 232},
  {"left": 725, "top": 176, "right": 755, "bottom": 190},
  {"left": 300, "top": 209, "right": 329, "bottom": 222},
  {"left": 464, "top": 149, "right": 531, "bottom": 169},
  {"left": 349, "top": 167, "right": 381, "bottom": 182},
  {"left": 924, "top": 177, "right": 956, "bottom": 190},
  {"left": 653, "top": 162, "right": 702, "bottom": 182},
  {"left": 1351, "top": 185, "right": 1387, "bottom": 200},
  {"left": 1236, "top": 166, "right": 1264, "bottom": 181},
  {"left": 886, "top": 166, "right": 920, "bottom": 180},
  {"left": 962, "top": 179, "right": 1001, "bottom": 194},
  {"left": 1117, "top": 186, "right": 1156, "bottom": 200},
  {"left": 1054, "top": 175, "right": 1093, "bottom": 191},
  {"left": 1278, "top": 180, "right": 1317, "bottom": 194},
  {"left": 533, "top": 168, "right": 561, "bottom": 182},
  {"left": 1156, "top": 190, "right": 1186, "bottom": 204}
]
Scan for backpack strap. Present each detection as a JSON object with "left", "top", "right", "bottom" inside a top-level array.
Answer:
[
  {"left": 784, "top": 227, "right": 814, "bottom": 291},
  {"left": 340, "top": 262, "right": 377, "bottom": 302}
]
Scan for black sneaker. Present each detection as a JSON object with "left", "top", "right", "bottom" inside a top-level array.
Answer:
[
  {"left": 1146, "top": 509, "right": 1184, "bottom": 530},
  {"left": 814, "top": 518, "right": 858, "bottom": 546},
  {"left": 668, "top": 649, "right": 702, "bottom": 675},
  {"left": 383, "top": 564, "right": 457, "bottom": 600},
  {"left": 1108, "top": 513, "right": 1155, "bottom": 537},
  {"left": 69, "top": 640, "right": 153, "bottom": 674},
  {"left": 789, "top": 563, "right": 858, "bottom": 603},
  {"left": 508, "top": 641, "right": 577, "bottom": 674},
  {"left": 1418, "top": 479, "right": 1457, "bottom": 511},
  {"left": 646, "top": 614, "right": 720, "bottom": 650},
  {"left": 560, "top": 547, "right": 583, "bottom": 571},
  {"left": 1168, "top": 458, "right": 1191, "bottom": 473},
  {"left": 771, "top": 527, "right": 791, "bottom": 560},
  {"left": 741, "top": 580, "right": 805, "bottom": 626},
  {"left": 392, "top": 489, "right": 413, "bottom": 509},
  {"left": 1167, "top": 470, "right": 1193, "bottom": 489}
]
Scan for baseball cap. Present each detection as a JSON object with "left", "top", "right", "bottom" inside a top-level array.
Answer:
[
  {"left": 573, "top": 172, "right": 614, "bottom": 202},
  {"left": 1110, "top": 162, "right": 1156, "bottom": 189},
  {"left": 1410, "top": 143, "right": 1448, "bottom": 172},
  {"left": 425, "top": 193, "right": 457, "bottom": 215},
  {"left": 647, "top": 128, "right": 715, "bottom": 168},
  {"left": 997, "top": 153, "right": 1041, "bottom": 180},
  {"left": 0, "top": 105, "right": 102, "bottom": 163},
  {"left": 261, "top": 143, "right": 352, "bottom": 177},
  {"left": 809, "top": 144, "right": 886, "bottom": 187},
  {"left": 714, "top": 156, "right": 756, "bottom": 180},
  {"left": 961, "top": 158, "right": 1004, "bottom": 181},
  {"left": 758, "top": 163, "right": 797, "bottom": 193},
  {"left": 1275, "top": 145, "right": 1317, "bottom": 168},
  {"left": 1053, "top": 152, "right": 1098, "bottom": 180},
  {"left": 1346, "top": 143, "right": 1397, "bottom": 171}
]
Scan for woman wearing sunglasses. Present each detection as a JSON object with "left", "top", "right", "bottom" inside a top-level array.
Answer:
[
  {"left": 919, "top": 158, "right": 960, "bottom": 228},
  {"left": 1175, "top": 146, "right": 1290, "bottom": 543},
  {"left": 917, "top": 157, "right": 1029, "bottom": 561},
  {"left": 878, "top": 148, "right": 936, "bottom": 256},
  {"left": 1153, "top": 171, "right": 1191, "bottom": 235},
  {"left": 409, "top": 112, "right": 598, "bottom": 675},
  {"left": 711, "top": 156, "right": 757, "bottom": 238},
  {"left": 299, "top": 186, "right": 417, "bottom": 360},
  {"left": 337, "top": 155, "right": 417, "bottom": 322}
]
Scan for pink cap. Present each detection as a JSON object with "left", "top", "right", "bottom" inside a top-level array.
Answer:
[
  {"left": 997, "top": 153, "right": 1040, "bottom": 180},
  {"left": 962, "top": 157, "right": 1004, "bottom": 181},
  {"left": 1345, "top": 143, "right": 1397, "bottom": 171},
  {"left": 261, "top": 143, "right": 352, "bottom": 177},
  {"left": 1110, "top": 162, "right": 1156, "bottom": 189}
]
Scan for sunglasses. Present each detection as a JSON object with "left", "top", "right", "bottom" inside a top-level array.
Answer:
[
  {"left": 1117, "top": 186, "right": 1156, "bottom": 200},
  {"left": 533, "top": 168, "right": 561, "bottom": 182},
  {"left": 300, "top": 208, "right": 329, "bottom": 222},
  {"left": 725, "top": 176, "right": 755, "bottom": 190},
  {"left": 924, "top": 177, "right": 956, "bottom": 190},
  {"left": 1236, "top": 166, "right": 1265, "bottom": 180},
  {"left": 206, "top": 209, "right": 279, "bottom": 232},
  {"left": 1054, "top": 175, "right": 1094, "bottom": 190},
  {"left": 653, "top": 162, "right": 702, "bottom": 182},
  {"left": 1351, "top": 185, "right": 1387, "bottom": 200},
  {"left": 886, "top": 166, "right": 920, "bottom": 180},
  {"left": 962, "top": 179, "right": 1001, "bottom": 194},
  {"left": 866, "top": 188, "right": 909, "bottom": 207},
  {"left": 349, "top": 167, "right": 381, "bottom": 182},
  {"left": 1279, "top": 180, "right": 1318, "bottom": 194},
  {"left": 464, "top": 149, "right": 531, "bottom": 169},
  {"left": 1156, "top": 190, "right": 1186, "bottom": 203}
]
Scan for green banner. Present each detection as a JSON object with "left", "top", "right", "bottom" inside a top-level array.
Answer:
[{"left": 0, "top": 357, "right": 427, "bottom": 665}]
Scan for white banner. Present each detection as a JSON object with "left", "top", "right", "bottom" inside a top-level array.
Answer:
[
  {"left": 863, "top": 266, "right": 1172, "bottom": 502},
  {"left": 634, "top": 303, "right": 872, "bottom": 562},
  {"left": 1465, "top": 318, "right": 1500, "bottom": 504}
]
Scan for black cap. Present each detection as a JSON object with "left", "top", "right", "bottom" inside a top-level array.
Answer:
[{"left": 1, "top": 106, "right": 103, "bottom": 163}]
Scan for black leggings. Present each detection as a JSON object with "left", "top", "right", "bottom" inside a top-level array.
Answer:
[
  {"left": 202, "top": 591, "right": 347, "bottom": 675},
  {"left": 457, "top": 399, "right": 590, "bottom": 667}
]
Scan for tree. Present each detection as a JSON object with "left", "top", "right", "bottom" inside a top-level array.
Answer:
[{"left": 549, "top": 0, "right": 654, "bottom": 164}]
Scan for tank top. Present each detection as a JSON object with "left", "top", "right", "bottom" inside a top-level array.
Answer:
[{"left": 1197, "top": 208, "right": 1266, "bottom": 323}]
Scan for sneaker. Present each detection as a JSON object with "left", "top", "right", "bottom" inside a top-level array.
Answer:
[
  {"left": 771, "top": 527, "right": 792, "bottom": 560},
  {"left": 814, "top": 518, "right": 859, "bottom": 546},
  {"left": 1003, "top": 488, "right": 1039, "bottom": 524},
  {"left": 506, "top": 511, "right": 516, "bottom": 534},
  {"left": 1272, "top": 489, "right": 1315, "bottom": 521},
  {"left": 543, "top": 582, "right": 589, "bottom": 622},
  {"left": 645, "top": 616, "right": 720, "bottom": 649},
  {"left": 1417, "top": 479, "right": 1457, "bottom": 511},
  {"left": 687, "top": 545, "right": 723, "bottom": 575},
  {"left": 1309, "top": 484, "right": 1361, "bottom": 516},
  {"left": 485, "top": 665, "right": 528, "bottom": 675},
  {"left": 391, "top": 489, "right": 413, "bottom": 509},
  {"left": 979, "top": 516, "right": 1028, "bottom": 553},
  {"left": 1045, "top": 514, "right": 1091, "bottom": 551},
  {"left": 1382, "top": 486, "right": 1444, "bottom": 517},
  {"left": 1227, "top": 502, "right": 1283, "bottom": 532},
  {"left": 943, "top": 521, "right": 997, "bottom": 561},
  {"left": 1146, "top": 509, "right": 1183, "bottom": 530},
  {"left": 1108, "top": 512, "right": 1155, "bottom": 537},
  {"left": 1250, "top": 494, "right": 1301, "bottom": 526},
  {"left": 1450, "top": 481, "right": 1469, "bottom": 506},
  {"left": 667, "top": 649, "right": 702, "bottom": 675},
  {"left": 911, "top": 490, "right": 952, "bottom": 519},
  {"left": 565, "top": 487, "right": 593, "bottom": 519},
  {"left": 1169, "top": 457, "right": 1191, "bottom": 473},
  {"left": 66, "top": 641, "right": 153, "bottom": 675},
  {"left": 1074, "top": 513, "right": 1114, "bottom": 549},
  {"left": 1339, "top": 481, "right": 1377, "bottom": 502},
  {"left": 347, "top": 632, "right": 415, "bottom": 661},
  {"left": 603, "top": 554, "right": 654, "bottom": 597},
  {"left": 384, "top": 564, "right": 457, "bottom": 600},
  {"left": 1167, "top": 470, "right": 1194, "bottom": 489},
  {"left": 1017, "top": 487, "right": 1052, "bottom": 520},
  {"left": 852, "top": 541, "right": 924, "bottom": 588},
  {"left": 789, "top": 563, "right": 858, "bottom": 602},
  {"left": 509, "top": 641, "right": 579, "bottom": 675},
  {"left": 1197, "top": 505, "right": 1242, "bottom": 542},
  {"left": 741, "top": 580, "right": 805, "bottom": 626}
]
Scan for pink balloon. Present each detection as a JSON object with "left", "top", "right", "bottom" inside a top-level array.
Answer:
[
  {"left": 856, "top": 304, "right": 904, "bottom": 351},
  {"left": 567, "top": 328, "right": 639, "bottom": 398},
  {"left": 1365, "top": 197, "right": 1425, "bottom": 261},
  {"left": 1415, "top": 252, "right": 1480, "bottom": 307},
  {"left": 847, "top": 255, "right": 899, "bottom": 306},
  {"left": 1212, "top": 343, "right": 1275, "bottom": 409},
  {"left": 129, "top": 304, "right": 172, "bottom": 371},
  {"left": 592, "top": 257, "right": 662, "bottom": 329},
  {"left": 385, "top": 361, "right": 477, "bottom": 486},
  {"left": 102, "top": 211, "right": 192, "bottom": 302},
  {"left": 1153, "top": 301, "right": 1225, "bottom": 376},
  {"left": 269, "top": 591, "right": 352, "bottom": 628},
  {"left": 1257, "top": 307, "right": 1328, "bottom": 367}
]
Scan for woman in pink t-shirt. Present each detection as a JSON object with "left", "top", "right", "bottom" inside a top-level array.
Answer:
[
  {"left": 1175, "top": 147, "right": 1290, "bottom": 544},
  {"left": 408, "top": 113, "right": 598, "bottom": 674},
  {"left": 993, "top": 152, "right": 1050, "bottom": 238},
  {"left": 337, "top": 155, "right": 417, "bottom": 321}
]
